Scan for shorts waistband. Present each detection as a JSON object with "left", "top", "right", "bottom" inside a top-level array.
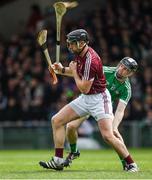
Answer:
[{"left": 82, "top": 89, "right": 106, "bottom": 96}]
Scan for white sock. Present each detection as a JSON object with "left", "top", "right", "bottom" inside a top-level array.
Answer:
[{"left": 54, "top": 156, "right": 64, "bottom": 165}]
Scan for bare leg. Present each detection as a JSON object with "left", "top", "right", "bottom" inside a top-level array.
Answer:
[
  {"left": 113, "top": 129, "right": 124, "bottom": 143},
  {"left": 66, "top": 116, "right": 87, "bottom": 144},
  {"left": 63, "top": 116, "right": 89, "bottom": 167},
  {"left": 51, "top": 104, "right": 79, "bottom": 148},
  {"left": 98, "top": 119, "right": 129, "bottom": 158},
  {"left": 99, "top": 119, "right": 138, "bottom": 171},
  {"left": 39, "top": 104, "right": 80, "bottom": 170}
]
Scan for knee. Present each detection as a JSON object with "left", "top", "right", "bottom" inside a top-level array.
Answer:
[
  {"left": 102, "top": 132, "right": 114, "bottom": 144},
  {"left": 51, "top": 115, "right": 61, "bottom": 128},
  {"left": 67, "top": 123, "right": 77, "bottom": 132}
]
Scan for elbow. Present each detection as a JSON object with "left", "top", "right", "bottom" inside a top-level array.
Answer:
[
  {"left": 80, "top": 90, "right": 87, "bottom": 94},
  {"left": 80, "top": 88, "right": 90, "bottom": 94},
  {"left": 76, "top": 81, "right": 91, "bottom": 94}
]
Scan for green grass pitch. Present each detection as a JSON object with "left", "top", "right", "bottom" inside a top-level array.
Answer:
[{"left": 0, "top": 149, "right": 152, "bottom": 179}]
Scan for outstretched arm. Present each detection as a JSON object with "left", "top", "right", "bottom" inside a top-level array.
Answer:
[
  {"left": 113, "top": 100, "right": 127, "bottom": 129},
  {"left": 113, "top": 100, "right": 127, "bottom": 142}
]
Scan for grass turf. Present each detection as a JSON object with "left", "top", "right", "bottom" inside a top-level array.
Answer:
[{"left": 0, "top": 149, "right": 152, "bottom": 179}]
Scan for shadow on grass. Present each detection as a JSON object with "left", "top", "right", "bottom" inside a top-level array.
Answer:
[{"left": 9, "top": 169, "right": 123, "bottom": 175}]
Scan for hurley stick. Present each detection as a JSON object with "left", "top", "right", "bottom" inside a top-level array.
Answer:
[{"left": 37, "top": 29, "right": 58, "bottom": 84}]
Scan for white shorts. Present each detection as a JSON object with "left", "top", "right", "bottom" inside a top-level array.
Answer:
[{"left": 69, "top": 89, "right": 114, "bottom": 121}]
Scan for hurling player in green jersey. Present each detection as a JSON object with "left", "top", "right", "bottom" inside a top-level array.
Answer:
[{"left": 64, "top": 57, "right": 138, "bottom": 172}]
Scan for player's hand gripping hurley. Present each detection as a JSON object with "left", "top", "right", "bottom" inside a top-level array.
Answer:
[
  {"left": 37, "top": 30, "right": 58, "bottom": 85},
  {"left": 53, "top": 1, "right": 78, "bottom": 63}
]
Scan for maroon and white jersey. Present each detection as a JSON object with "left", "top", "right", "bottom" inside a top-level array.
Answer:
[{"left": 74, "top": 47, "right": 106, "bottom": 94}]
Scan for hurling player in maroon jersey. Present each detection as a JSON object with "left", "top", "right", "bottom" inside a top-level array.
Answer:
[{"left": 39, "top": 29, "right": 138, "bottom": 172}]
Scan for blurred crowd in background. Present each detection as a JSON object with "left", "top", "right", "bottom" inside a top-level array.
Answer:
[{"left": 0, "top": 0, "right": 152, "bottom": 127}]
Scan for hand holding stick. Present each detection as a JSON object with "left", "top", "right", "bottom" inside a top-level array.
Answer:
[{"left": 37, "top": 29, "right": 58, "bottom": 85}]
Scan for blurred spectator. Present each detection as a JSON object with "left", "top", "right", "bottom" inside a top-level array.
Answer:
[
  {"left": 144, "top": 95, "right": 152, "bottom": 111},
  {"left": 0, "top": 0, "right": 152, "bottom": 126},
  {"left": 28, "top": 77, "right": 45, "bottom": 120},
  {"left": 130, "top": 99, "right": 146, "bottom": 121},
  {"left": 144, "top": 108, "right": 152, "bottom": 125},
  {"left": 0, "top": 90, "right": 7, "bottom": 121},
  {"left": 26, "top": 4, "right": 44, "bottom": 31},
  {"left": 5, "top": 97, "right": 21, "bottom": 121},
  {"left": 143, "top": 67, "right": 152, "bottom": 85}
]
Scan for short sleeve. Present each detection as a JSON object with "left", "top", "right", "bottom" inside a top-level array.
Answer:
[
  {"left": 83, "top": 53, "right": 96, "bottom": 81},
  {"left": 119, "top": 84, "right": 131, "bottom": 105}
]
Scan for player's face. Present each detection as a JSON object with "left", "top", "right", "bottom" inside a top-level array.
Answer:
[
  {"left": 117, "top": 64, "right": 134, "bottom": 78},
  {"left": 67, "top": 41, "right": 78, "bottom": 53},
  {"left": 66, "top": 40, "right": 84, "bottom": 54}
]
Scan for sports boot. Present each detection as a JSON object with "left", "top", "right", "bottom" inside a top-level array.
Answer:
[
  {"left": 39, "top": 157, "right": 64, "bottom": 171},
  {"left": 64, "top": 150, "right": 80, "bottom": 167},
  {"left": 125, "top": 163, "right": 139, "bottom": 172}
]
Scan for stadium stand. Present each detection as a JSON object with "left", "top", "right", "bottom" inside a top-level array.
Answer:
[{"left": 0, "top": 0, "right": 152, "bottom": 129}]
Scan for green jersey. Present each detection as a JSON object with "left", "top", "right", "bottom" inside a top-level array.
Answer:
[{"left": 103, "top": 66, "right": 131, "bottom": 105}]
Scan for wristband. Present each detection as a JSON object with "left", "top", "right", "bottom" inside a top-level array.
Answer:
[{"left": 62, "top": 67, "right": 65, "bottom": 74}]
